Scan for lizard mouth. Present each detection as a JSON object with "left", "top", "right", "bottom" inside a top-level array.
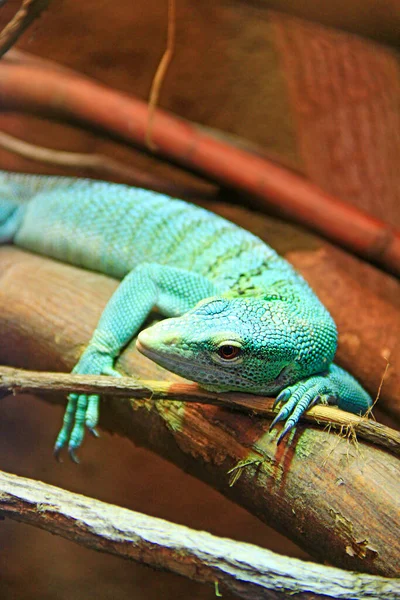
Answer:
[
  {"left": 136, "top": 338, "right": 163, "bottom": 362},
  {"left": 137, "top": 338, "right": 209, "bottom": 373},
  {"left": 136, "top": 337, "right": 258, "bottom": 389}
]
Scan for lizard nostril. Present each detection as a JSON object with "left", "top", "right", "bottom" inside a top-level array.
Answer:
[
  {"left": 163, "top": 336, "right": 180, "bottom": 346},
  {"left": 137, "top": 328, "right": 180, "bottom": 349}
]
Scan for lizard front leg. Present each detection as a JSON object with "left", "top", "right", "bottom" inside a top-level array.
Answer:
[{"left": 54, "top": 263, "right": 218, "bottom": 461}]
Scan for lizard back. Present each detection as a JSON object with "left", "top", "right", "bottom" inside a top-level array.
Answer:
[{"left": 8, "top": 173, "right": 298, "bottom": 292}]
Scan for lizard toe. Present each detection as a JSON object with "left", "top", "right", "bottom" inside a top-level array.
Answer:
[
  {"left": 270, "top": 381, "right": 327, "bottom": 443},
  {"left": 85, "top": 394, "right": 100, "bottom": 432},
  {"left": 53, "top": 392, "right": 78, "bottom": 458}
]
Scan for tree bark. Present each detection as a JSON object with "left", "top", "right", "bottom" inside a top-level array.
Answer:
[
  {"left": 0, "top": 240, "right": 399, "bottom": 576},
  {"left": 1, "top": 366, "right": 399, "bottom": 457},
  {"left": 1, "top": 469, "right": 399, "bottom": 600}
]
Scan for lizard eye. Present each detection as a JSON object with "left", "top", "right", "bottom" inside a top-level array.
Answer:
[
  {"left": 218, "top": 345, "right": 240, "bottom": 359},
  {"left": 215, "top": 342, "right": 242, "bottom": 363}
]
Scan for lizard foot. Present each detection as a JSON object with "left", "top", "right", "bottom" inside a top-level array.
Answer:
[
  {"left": 54, "top": 349, "right": 121, "bottom": 462},
  {"left": 269, "top": 364, "right": 372, "bottom": 444},
  {"left": 269, "top": 374, "right": 334, "bottom": 444}
]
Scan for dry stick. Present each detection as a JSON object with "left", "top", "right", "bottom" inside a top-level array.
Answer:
[
  {"left": 1, "top": 62, "right": 399, "bottom": 276},
  {"left": 0, "top": 470, "right": 399, "bottom": 600},
  {"left": 0, "top": 0, "right": 51, "bottom": 57},
  {"left": 145, "top": 0, "right": 176, "bottom": 150},
  {"left": 0, "top": 130, "right": 216, "bottom": 198},
  {"left": 1, "top": 366, "right": 399, "bottom": 457}
]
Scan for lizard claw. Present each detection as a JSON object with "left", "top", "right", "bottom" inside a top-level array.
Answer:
[
  {"left": 269, "top": 410, "right": 287, "bottom": 431},
  {"left": 68, "top": 446, "right": 80, "bottom": 464},
  {"left": 277, "top": 422, "right": 295, "bottom": 445},
  {"left": 273, "top": 388, "right": 291, "bottom": 409},
  {"left": 270, "top": 365, "right": 373, "bottom": 445},
  {"left": 270, "top": 379, "right": 329, "bottom": 443},
  {"left": 53, "top": 443, "right": 63, "bottom": 463}
]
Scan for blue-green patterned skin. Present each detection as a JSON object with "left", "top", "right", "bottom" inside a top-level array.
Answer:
[{"left": 0, "top": 171, "right": 372, "bottom": 460}]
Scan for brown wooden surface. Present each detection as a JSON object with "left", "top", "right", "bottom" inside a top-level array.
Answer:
[
  {"left": 1, "top": 367, "right": 399, "bottom": 458},
  {"left": 1, "top": 233, "right": 399, "bottom": 576}
]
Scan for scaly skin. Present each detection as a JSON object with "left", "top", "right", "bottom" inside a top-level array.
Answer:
[{"left": 0, "top": 171, "right": 372, "bottom": 460}]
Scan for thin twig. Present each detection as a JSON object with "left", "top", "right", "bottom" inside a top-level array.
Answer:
[
  {"left": 145, "top": 0, "right": 176, "bottom": 150},
  {"left": 0, "top": 0, "right": 51, "bottom": 58},
  {"left": 0, "top": 129, "right": 216, "bottom": 198},
  {"left": 1, "top": 366, "right": 399, "bottom": 456},
  {"left": 0, "top": 469, "right": 398, "bottom": 600}
]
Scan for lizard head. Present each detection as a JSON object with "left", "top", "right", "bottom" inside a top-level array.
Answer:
[{"left": 136, "top": 296, "right": 335, "bottom": 394}]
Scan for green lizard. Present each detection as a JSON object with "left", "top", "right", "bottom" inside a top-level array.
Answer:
[{"left": 0, "top": 171, "right": 372, "bottom": 460}]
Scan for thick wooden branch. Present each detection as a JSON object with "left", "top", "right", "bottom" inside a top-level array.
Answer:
[
  {"left": 0, "top": 246, "right": 399, "bottom": 577},
  {"left": 1, "top": 366, "right": 399, "bottom": 457},
  {"left": 1, "top": 59, "right": 400, "bottom": 276},
  {"left": 1, "top": 469, "right": 398, "bottom": 600}
]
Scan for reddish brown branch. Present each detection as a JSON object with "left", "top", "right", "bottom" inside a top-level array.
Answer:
[{"left": 1, "top": 60, "right": 399, "bottom": 276}]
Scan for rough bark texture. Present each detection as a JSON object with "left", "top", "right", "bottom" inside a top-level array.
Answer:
[
  {"left": 1, "top": 367, "right": 399, "bottom": 457},
  {"left": 0, "top": 469, "right": 399, "bottom": 600},
  {"left": 1, "top": 204, "right": 399, "bottom": 577}
]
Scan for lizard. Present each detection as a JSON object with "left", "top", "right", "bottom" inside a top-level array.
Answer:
[{"left": 0, "top": 170, "right": 372, "bottom": 461}]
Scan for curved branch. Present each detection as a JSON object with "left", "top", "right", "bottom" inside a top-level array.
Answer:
[
  {"left": 0, "top": 469, "right": 398, "bottom": 600},
  {"left": 1, "top": 366, "right": 399, "bottom": 457},
  {"left": 1, "top": 60, "right": 399, "bottom": 276},
  {"left": 0, "top": 0, "right": 51, "bottom": 57}
]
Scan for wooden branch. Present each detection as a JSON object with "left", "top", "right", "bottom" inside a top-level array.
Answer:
[
  {"left": 0, "top": 0, "right": 51, "bottom": 57},
  {"left": 1, "top": 60, "right": 400, "bottom": 276},
  {"left": 1, "top": 366, "right": 399, "bottom": 457},
  {"left": 1, "top": 469, "right": 398, "bottom": 600},
  {"left": 0, "top": 130, "right": 216, "bottom": 199},
  {"left": 1, "top": 246, "right": 399, "bottom": 576}
]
